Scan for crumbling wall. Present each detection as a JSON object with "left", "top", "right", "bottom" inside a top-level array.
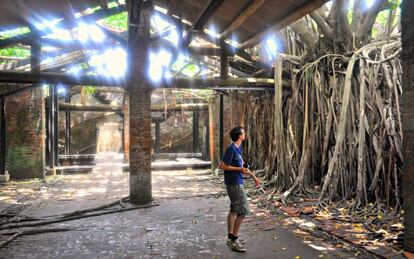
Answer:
[{"left": 6, "top": 89, "right": 44, "bottom": 179}]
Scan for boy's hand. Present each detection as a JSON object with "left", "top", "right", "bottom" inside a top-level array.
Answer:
[
  {"left": 240, "top": 167, "right": 249, "bottom": 174},
  {"left": 253, "top": 176, "right": 261, "bottom": 187}
]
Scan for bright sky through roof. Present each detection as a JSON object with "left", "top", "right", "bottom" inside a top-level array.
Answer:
[
  {"left": 149, "top": 49, "right": 172, "bottom": 82},
  {"left": 88, "top": 48, "right": 127, "bottom": 78},
  {"left": 77, "top": 23, "right": 105, "bottom": 42},
  {"left": 15, "top": 6, "right": 208, "bottom": 81},
  {"left": 366, "top": 0, "right": 375, "bottom": 8},
  {"left": 264, "top": 34, "right": 279, "bottom": 63}
]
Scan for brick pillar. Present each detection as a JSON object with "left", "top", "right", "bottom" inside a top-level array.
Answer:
[
  {"left": 123, "top": 95, "right": 130, "bottom": 162},
  {"left": 6, "top": 89, "right": 45, "bottom": 179},
  {"left": 222, "top": 95, "right": 232, "bottom": 148},
  {"left": 127, "top": 0, "right": 152, "bottom": 204},
  {"left": 402, "top": 0, "right": 414, "bottom": 253},
  {"left": 209, "top": 95, "right": 220, "bottom": 169}
]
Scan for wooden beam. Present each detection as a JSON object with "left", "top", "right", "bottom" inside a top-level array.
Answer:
[
  {"left": 239, "top": 0, "right": 328, "bottom": 49},
  {"left": 181, "top": 0, "right": 225, "bottom": 47},
  {"left": 0, "top": 71, "right": 125, "bottom": 86},
  {"left": 167, "top": 0, "right": 178, "bottom": 15},
  {"left": 154, "top": 10, "right": 263, "bottom": 67},
  {"left": 58, "top": 103, "right": 208, "bottom": 112},
  {"left": 151, "top": 103, "right": 208, "bottom": 112},
  {"left": 59, "top": 103, "right": 121, "bottom": 112},
  {"left": 188, "top": 47, "right": 222, "bottom": 56},
  {"left": 219, "top": 0, "right": 267, "bottom": 40},
  {"left": 0, "top": 71, "right": 277, "bottom": 88}
]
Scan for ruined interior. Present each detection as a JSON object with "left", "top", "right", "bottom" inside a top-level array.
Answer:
[{"left": 0, "top": 0, "right": 413, "bottom": 258}]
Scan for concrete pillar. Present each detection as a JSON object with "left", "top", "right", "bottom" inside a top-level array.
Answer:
[
  {"left": 193, "top": 110, "right": 199, "bottom": 153},
  {"left": 65, "top": 87, "right": 71, "bottom": 155},
  {"left": 127, "top": 0, "right": 152, "bottom": 204},
  {"left": 53, "top": 86, "right": 59, "bottom": 167},
  {"left": 203, "top": 110, "right": 210, "bottom": 160},
  {"left": 47, "top": 85, "right": 55, "bottom": 171},
  {"left": 155, "top": 121, "right": 161, "bottom": 154},
  {"left": 402, "top": 0, "right": 414, "bottom": 254},
  {"left": 219, "top": 40, "right": 228, "bottom": 159}
]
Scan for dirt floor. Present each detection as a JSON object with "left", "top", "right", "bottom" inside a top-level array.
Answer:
[{"left": 0, "top": 156, "right": 404, "bottom": 258}]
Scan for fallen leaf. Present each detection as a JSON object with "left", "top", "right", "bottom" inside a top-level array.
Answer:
[
  {"left": 302, "top": 207, "right": 314, "bottom": 215},
  {"left": 281, "top": 206, "right": 300, "bottom": 217}
]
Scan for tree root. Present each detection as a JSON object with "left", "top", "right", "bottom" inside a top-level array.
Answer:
[
  {"left": 0, "top": 202, "right": 159, "bottom": 231},
  {"left": 1, "top": 196, "right": 131, "bottom": 226},
  {"left": 0, "top": 228, "right": 74, "bottom": 249}
]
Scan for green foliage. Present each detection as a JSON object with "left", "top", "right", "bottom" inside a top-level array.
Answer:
[
  {"left": 181, "top": 64, "right": 200, "bottom": 77},
  {"left": 0, "top": 46, "right": 30, "bottom": 58},
  {"left": 0, "top": 27, "right": 31, "bottom": 58},
  {"left": 84, "top": 86, "right": 97, "bottom": 96},
  {"left": 389, "top": 0, "right": 401, "bottom": 10},
  {"left": 100, "top": 12, "right": 127, "bottom": 30}
]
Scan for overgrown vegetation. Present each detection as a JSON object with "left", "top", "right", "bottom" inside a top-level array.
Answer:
[{"left": 238, "top": 0, "right": 402, "bottom": 217}]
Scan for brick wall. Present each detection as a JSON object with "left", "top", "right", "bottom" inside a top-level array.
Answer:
[
  {"left": 209, "top": 92, "right": 242, "bottom": 168},
  {"left": 6, "top": 89, "right": 44, "bottom": 179},
  {"left": 401, "top": 0, "right": 414, "bottom": 253}
]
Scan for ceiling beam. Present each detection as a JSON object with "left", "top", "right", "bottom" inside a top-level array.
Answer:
[
  {"left": 0, "top": 70, "right": 276, "bottom": 88},
  {"left": 181, "top": 0, "right": 225, "bottom": 47},
  {"left": 167, "top": 0, "right": 179, "bottom": 16},
  {"left": 59, "top": 102, "right": 208, "bottom": 112},
  {"left": 239, "top": 0, "right": 328, "bottom": 49},
  {"left": 219, "top": 0, "right": 267, "bottom": 40},
  {"left": 154, "top": 10, "right": 267, "bottom": 69}
]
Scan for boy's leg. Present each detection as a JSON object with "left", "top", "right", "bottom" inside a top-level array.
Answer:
[
  {"left": 233, "top": 215, "right": 245, "bottom": 237},
  {"left": 227, "top": 211, "right": 237, "bottom": 235}
]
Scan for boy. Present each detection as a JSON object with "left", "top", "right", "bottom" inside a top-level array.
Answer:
[{"left": 219, "top": 126, "right": 260, "bottom": 252}]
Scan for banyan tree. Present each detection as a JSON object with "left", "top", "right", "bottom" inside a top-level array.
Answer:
[{"left": 237, "top": 0, "right": 403, "bottom": 212}]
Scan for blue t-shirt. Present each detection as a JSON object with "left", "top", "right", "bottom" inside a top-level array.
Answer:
[{"left": 221, "top": 143, "right": 244, "bottom": 186}]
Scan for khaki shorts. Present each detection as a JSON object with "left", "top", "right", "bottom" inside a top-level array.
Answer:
[{"left": 226, "top": 185, "right": 250, "bottom": 216}]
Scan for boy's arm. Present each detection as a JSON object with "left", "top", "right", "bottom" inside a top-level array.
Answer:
[
  {"left": 218, "top": 161, "right": 249, "bottom": 173},
  {"left": 244, "top": 169, "right": 261, "bottom": 187}
]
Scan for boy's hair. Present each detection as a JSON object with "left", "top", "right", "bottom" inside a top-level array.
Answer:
[{"left": 229, "top": 126, "right": 244, "bottom": 142}]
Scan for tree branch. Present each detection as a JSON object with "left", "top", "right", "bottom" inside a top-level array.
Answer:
[
  {"left": 356, "top": 0, "right": 388, "bottom": 45},
  {"left": 309, "top": 11, "right": 333, "bottom": 38},
  {"left": 290, "top": 18, "right": 317, "bottom": 50}
]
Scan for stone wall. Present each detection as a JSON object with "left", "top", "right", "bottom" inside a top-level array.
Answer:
[
  {"left": 401, "top": 0, "right": 414, "bottom": 253},
  {"left": 6, "top": 89, "right": 44, "bottom": 179}
]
